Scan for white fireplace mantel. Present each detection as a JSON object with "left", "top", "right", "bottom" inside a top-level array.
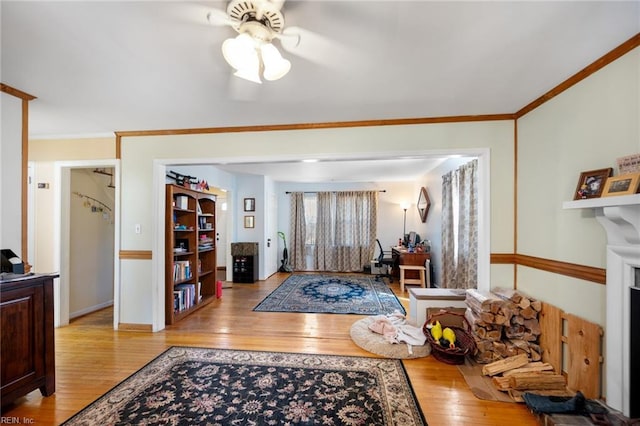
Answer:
[{"left": 563, "top": 193, "right": 640, "bottom": 416}]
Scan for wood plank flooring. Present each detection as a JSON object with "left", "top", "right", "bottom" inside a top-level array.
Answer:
[{"left": 1, "top": 273, "right": 539, "bottom": 425}]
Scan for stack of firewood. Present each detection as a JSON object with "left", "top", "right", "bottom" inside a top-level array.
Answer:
[
  {"left": 481, "top": 353, "right": 571, "bottom": 401},
  {"left": 465, "top": 288, "right": 543, "bottom": 363}
]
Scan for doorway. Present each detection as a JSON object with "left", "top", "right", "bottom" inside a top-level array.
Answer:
[{"left": 49, "top": 159, "right": 119, "bottom": 328}]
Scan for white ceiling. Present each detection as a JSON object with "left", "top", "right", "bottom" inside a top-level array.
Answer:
[{"left": 2, "top": 1, "right": 638, "bottom": 182}]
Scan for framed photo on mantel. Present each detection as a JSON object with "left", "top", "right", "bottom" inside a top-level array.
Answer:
[
  {"left": 573, "top": 168, "right": 612, "bottom": 200},
  {"left": 601, "top": 173, "right": 640, "bottom": 197}
]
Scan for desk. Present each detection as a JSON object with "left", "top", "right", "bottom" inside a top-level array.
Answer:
[{"left": 391, "top": 247, "right": 430, "bottom": 281}]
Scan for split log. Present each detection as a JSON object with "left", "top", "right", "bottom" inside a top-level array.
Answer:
[
  {"left": 508, "top": 373, "right": 566, "bottom": 390},
  {"left": 502, "top": 362, "right": 554, "bottom": 377},
  {"left": 491, "top": 287, "right": 522, "bottom": 304},
  {"left": 492, "top": 341, "right": 507, "bottom": 357},
  {"left": 482, "top": 353, "right": 529, "bottom": 376},
  {"left": 530, "top": 300, "right": 542, "bottom": 312},
  {"left": 530, "top": 347, "right": 542, "bottom": 361},
  {"left": 498, "top": 302, "right": 517, "bottom": 323},
  {"left": 523, "top": 318, "right": 541, "bottom": 336},
  {"left": 475, "top": 350, "right": 500, "bottom": 364},
  {"left": 494, "top": 314, "right": 509, "bottom": 325},
  {"left": 491, "top": 376, "right": 511, "bottom": 391},
  {"left": 473, "top": 338, "right": 494, "bottom": 353},
  {"left": 466, "top": 289, "right": 504, "bottom": 315},
  {"left": 518, "top": 297, "right": 531, "bottom": 310},
  {"left": 520, "top": 306, "right": 538, "bottom": 320},
  {"left": 505, "top": 325, "right": 525, "bottom": 339},
  {"left": 509, "top": 339, "right": 531, "bottom": 353}
]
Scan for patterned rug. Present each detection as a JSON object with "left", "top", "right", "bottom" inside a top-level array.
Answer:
[
  {"left": 61, "top": 346, "right": 426, "bottom": 425},
  {"left": 253, "top": 274, "right": 406, "bottom": 315}
]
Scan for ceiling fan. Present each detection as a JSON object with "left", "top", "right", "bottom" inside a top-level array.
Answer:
[{"left": 207, "top": 0, "right": 301, "bottom": 83}]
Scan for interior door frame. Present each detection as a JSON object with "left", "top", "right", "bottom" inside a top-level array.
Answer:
[
  {"left": 149, "top": 148, "right": 491, "bottom": 330},
  {"left": 54, "top": 159, "right": 120, "bottom": 328}
]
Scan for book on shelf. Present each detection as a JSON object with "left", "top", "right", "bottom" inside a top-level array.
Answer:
[
  {"left": 175, "top": 195, "right": 189, "bottom": 210},
  {"left": 174, "top": 283, "right": 197, "bottom": 313},
  {"left": 173, "top": 260, "right": 192, "bottom": 282}
]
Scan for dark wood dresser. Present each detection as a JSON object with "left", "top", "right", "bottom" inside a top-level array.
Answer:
[{"left": 1, "top": 273, "right": 57, "bottom": 406}]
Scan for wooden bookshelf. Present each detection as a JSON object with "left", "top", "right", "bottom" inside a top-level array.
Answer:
[{"left": 165, "top": 184, "right": 217, "bottom": 325}]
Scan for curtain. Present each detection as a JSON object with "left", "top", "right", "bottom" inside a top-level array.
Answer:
[
  {"left": 290, "top": 190, "right": 377, "bottom": 272},
  {"left": 441, "top": 159, "right": 478, "bottom": 289},
  {"left": 289, "top": 192, "right": 307, "bottom": 271},
  {"left": 315, "top": 192, "right": 334, "bottom": 270}
]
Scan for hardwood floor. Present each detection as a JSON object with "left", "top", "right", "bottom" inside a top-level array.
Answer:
[{"left": 2, "top": 273, "right": 539, "bottom": 425}]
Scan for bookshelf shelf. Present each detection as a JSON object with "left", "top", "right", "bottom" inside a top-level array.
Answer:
[{"left": 165, "top": 184, "right": 217, "bottom": 325}]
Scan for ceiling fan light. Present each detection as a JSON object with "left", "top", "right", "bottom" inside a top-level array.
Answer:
[
  {"left": 261, "top": 43, "right": 291, "bottom": 81},
  {"left": 233, "top": 61, "right": 262, "bottom": 84},
  {"left": 221, "top": 33, "right": 256, "bottom": 70}
]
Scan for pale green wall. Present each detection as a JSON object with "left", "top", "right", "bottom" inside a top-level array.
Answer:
[
  {"left": 29, "top": 137, "right": 115, "bottom": 273},
  {"left": 120, "top": 121, "right": 514, "bottom": 325},
  {"left": 516, "top": 47, "right": 639, "bottom": 325}
]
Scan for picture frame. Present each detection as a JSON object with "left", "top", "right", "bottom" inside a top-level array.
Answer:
[
  {"left": 601, "top": 173, "right": 640, "bottom": 197},
  {"left": 573, "top": 168, "right": 612, "bottom": 200},
  {"left": 244, "top": 215, "right": 255, "bottom": 228},
  {"left": 244, "top": 198, "right": 255, "bottom": 212},
  {"left": 616, "top": 153, "right": 640, "bottom": 175}
]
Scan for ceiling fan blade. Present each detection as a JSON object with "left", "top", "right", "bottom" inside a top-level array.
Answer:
[
  {"left": 278, "top": 26, "right": 355, "bottom": 69},
  {"left": 206, "top": 8, "right": 240, "bottom": 28}
]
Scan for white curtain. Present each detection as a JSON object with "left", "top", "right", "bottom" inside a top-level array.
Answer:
[
  {"left": 441, "top": 159, "right": 478, "bottom": 289},
  {"left": 291, "top": 191, "right": 378, "bottom": 272}
]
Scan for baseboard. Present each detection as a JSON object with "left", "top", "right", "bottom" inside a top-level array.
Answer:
[{"left": 118, "top": 323, "right": 153, "bottom": 332}]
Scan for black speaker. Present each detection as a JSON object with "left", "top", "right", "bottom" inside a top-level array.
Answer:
[{"left": 1, "top": 249, "right": 24, "bottom": 274}]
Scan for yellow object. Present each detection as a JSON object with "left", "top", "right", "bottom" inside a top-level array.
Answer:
[
  {"left": 443, "top": 327, "right": 456, "bottom": 348},
  {"left": 428, "top": 320, "right": 442, "bottom": 341}
]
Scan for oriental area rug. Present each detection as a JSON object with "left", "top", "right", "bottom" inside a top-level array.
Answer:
[
  {"left": 253, "top": 273, "right": 406, "bottom": 315},
  {"left": 61, "top": 346, "right": 426, "bottom": 426}
]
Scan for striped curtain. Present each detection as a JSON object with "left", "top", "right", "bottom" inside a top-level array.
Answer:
[
  {"left": 289, "top": 192, "right": 307, "bottom": 271},
  {"left": 441, "top": 159, "right": 478, "bottom": 289},
  {"left": 290, "top": 190, "right": 378, "bottom": 272}
]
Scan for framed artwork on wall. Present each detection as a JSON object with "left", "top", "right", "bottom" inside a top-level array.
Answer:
[
  {"left": 573, "top": 168, "right": 613, "bottom": 200},
  {"left": 244, "top": 215, "right": 255, "bottom": 228},
  {"left": 244, "top": 198, "right": 255, "bottom": 212}
]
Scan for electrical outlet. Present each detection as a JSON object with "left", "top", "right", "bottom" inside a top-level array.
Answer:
[{"left": 135, "top": 224, "right": 141, "bottom": 234}]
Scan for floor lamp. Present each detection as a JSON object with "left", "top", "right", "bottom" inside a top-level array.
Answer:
[{"left": 401, "top": 202, "right": 410, "bottom": 242}]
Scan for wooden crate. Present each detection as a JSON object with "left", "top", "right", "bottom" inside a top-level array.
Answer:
[{"left": 538, "top": 303, "right": 603, "bottom": 399}]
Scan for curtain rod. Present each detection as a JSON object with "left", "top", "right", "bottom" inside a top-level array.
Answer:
[{"left": 285, "top": 190, "right": 386, "bottom": 194}]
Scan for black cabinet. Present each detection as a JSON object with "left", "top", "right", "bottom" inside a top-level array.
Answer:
[{"left": 231, "top": 243, "right": 258, "bottom": 283}]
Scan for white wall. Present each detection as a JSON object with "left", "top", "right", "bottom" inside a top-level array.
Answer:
[
  {"left": 69, "top": 169, "right": 114, "bottom": 317},
  {"left": 1, "top": 92, "right": 23, "bottom": 255}
]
